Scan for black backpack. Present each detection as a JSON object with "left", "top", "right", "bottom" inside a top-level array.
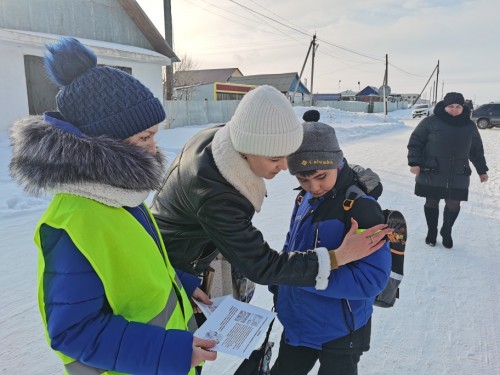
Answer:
[{"left": 342, "top": 166, "right": 407, "bottom": 308}]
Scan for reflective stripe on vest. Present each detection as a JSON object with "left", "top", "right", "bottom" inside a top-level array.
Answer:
[{"left": 64, "top": 288, "right": 198, "bottom": 375}]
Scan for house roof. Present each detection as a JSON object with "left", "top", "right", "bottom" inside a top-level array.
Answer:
[
  {"left": 0, "top": 28, "right": 170, "bottom": 65},
  {"left": 174, "top": 68, "right": 243, "bottom": 87},
  {"left": 357, "top": 86, "right": 380, "bottom": 96},
  {"left": 340, "top": 90, "right": 358, "bottom": 96},
  {"left": 0, "top": 0, "right": 177, "bottom": 62},
  {"left": 118, "top": 0, "right": 178, "bottom": 62},
  {"left": 229, "top": 73, "right": 310, "bottom": 95}
]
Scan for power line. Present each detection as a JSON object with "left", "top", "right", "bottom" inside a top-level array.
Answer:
[
  {"left": 246, "top": 0, "right": 310, "bottom": 36},
  {"left": 183, "top": 0, "right": 308, "bottom": 48},
  {"left": 182, "top": 0, "right": 288, "bottom": 39},
  {"left": 180, "top": 0, "right": 432, "bottom": 83},
  {"left": 316, "top": 38, "right": 384, "bottom": 62},
  {"left": 229, "top": 1, "right": 430, "bottom": 79},
  {"left": 388, "top": 62, "right": 428, "bottom": 78},
  {"left": 229, "top": 0, "right": 386, "bottom": 63},
  {"left": 229, "top": 0, "right": 310, "bottom": 37}
]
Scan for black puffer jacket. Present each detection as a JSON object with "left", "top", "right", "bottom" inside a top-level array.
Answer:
[
  {"left": 151, "top": 124, "right": 324, "bottom": 286},
  {"left": 407, "top": 102, "right": 488, "bottom": 201}
]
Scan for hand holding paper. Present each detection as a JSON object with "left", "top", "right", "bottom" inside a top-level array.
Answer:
[{"left": 194, "top": 296, "right": 276, "bottom": 358}]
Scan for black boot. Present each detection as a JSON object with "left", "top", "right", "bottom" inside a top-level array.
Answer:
[
  {"left": 440, "top": 208, "right": 460, "bottom": 249},
  {"left": 424, "top": 206, "right": 439, "bottom": 246}
]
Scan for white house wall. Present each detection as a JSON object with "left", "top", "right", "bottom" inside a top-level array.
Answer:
[
  {"left": 97, "top": 55, "right": 164, "bottom": 107},
  {"left": 0, "top": 38, "right": 36, "bottom": 130},
  {"left": 0, "top": 29, "right": 168, "bottom": 133}
]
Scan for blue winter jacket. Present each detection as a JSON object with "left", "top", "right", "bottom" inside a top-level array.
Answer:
[
  {"left": 39, "top": 204, "right": 201, "bottom": 374},
  {"left": 276, "top": 166, "right": 391, "bottom": 350}
]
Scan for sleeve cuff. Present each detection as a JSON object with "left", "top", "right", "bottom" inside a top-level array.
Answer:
[
  {"left": 176, "top": 269, "right": 202, "bottom": 296},
  {"left": 314, "top": 247, "right": 330, "bottom": 290},
  {"left": 159, "top": 330, "right": 193, "bottom": 375}
]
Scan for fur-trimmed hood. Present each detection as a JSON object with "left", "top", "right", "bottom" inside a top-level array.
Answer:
[{"left": 9, "top": 116, "right": 166, "bottom": 206}]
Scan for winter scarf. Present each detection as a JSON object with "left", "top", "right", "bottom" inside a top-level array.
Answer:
[{"left": 211, "top": 124, "right": 267, "bottom": 212}]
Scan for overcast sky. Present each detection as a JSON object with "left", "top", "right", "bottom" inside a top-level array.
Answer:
[{"left": 137, "top": 0, "right": 499, "bottom": 105}]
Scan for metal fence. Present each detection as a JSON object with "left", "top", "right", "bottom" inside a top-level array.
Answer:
[{"left": 164, "top": 99, "right": 409, "bottom": 128}]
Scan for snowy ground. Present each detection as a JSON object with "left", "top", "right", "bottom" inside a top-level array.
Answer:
[{"left": 1, "top": 107, "right": 499, "bottom": 374}]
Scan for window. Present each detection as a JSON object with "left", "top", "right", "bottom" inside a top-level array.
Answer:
[{"left": 24, "top": 55, "right": 132, "bottom": 115}]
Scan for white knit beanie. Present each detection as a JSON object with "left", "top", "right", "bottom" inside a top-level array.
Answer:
[{"left": 228, "top": 85, "right": 303, "bottom": 157}]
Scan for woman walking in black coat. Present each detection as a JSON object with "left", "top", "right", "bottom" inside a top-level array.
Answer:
[{"left": 407, "top": 92, "right": 489, "bottom": 248}]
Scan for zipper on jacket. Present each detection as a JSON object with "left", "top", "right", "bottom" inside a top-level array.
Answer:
[
  {"left": 341, "top": 299, "right": 355, "bottom": 348},
  {"left": 191, "top": 253, "right": 203, "bottom": 271},
  {"left": 447, "top": 145, "right": 456, "bottom": 191},
  {"left": 312, "top": 225, "right": 319, "bottom": 249},
  {"left": 304, "top": 208, "right": 315, "bottom": 222}
]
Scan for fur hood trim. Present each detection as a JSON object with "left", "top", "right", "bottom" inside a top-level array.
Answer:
[
  {"left": 9, "top": 116, "right": 166, "bottom": 198},
  {"left": 211, "top": 125, "right": 267, "bottom": 212}
]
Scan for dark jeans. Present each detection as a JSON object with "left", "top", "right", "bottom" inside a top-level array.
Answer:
[{"left": 270, "top": 333, "right": 363, "bottom": 375}]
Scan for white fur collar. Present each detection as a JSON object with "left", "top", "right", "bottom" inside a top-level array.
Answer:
[
  {"left": 211, "top": 125, "right": 267, "bottom": 212},
  {"left": 54, "top": 183, "right": 149, "bottom": 208}
]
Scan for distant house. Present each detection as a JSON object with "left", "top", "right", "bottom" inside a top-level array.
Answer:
[
  {"left": 173, "top": 68, "right": 244, "bottom": 100},
  {"left": 0, "top": 0, "right": 175, "bottom": 131},
  {"left": 213, "top": 82, "right": 257, "bottom": 101},
  {"left": 172, "top": 70, "right": 309, "bottom": 102},
  {"left": 356, "top": 86, "right": 382, "bottom": 102},
  {"left": 397, "top": 93, "right": 425, "bottom": 104},
  {"left": 229, "top": 73, "right": 310, "bottom": 102},
  {"left": 339, "top": 90, "right": 358, "bottom": 101},
  {"left": 313, "top": 90, "right": 358, "bottom": 103}
]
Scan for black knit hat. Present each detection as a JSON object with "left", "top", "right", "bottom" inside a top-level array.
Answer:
[
  {"left": 302, "top": 109, "right": 321, "bottom": 122},
  {"left": 287, "top": 122, "right": 343, "bottom": 175},
  {"left": 44, "top": 37, "right": 166, "bottom": 140},
  {"left": 443, "top": 92, "right": 465, "bottom": 107}
]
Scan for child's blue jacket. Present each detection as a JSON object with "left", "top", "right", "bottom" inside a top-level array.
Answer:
[{"left": 275, "top": 164, "right": 391, "bottom": 350}]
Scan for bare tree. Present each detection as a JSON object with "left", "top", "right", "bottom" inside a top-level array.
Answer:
[
  {"left": 163, "top": 53, "right": 199, "bottom": 100},
  {"left": 174, "top": 53, "right": 199, "bottom": 74}
]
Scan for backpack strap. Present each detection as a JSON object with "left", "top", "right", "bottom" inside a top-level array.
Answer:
[
  {"left": 349, "top": 164, "right": 383, "bottom": 199},
  {"left": 295, "top": 189, "right": 307, "bottom": 206},
  {"left": 342, "top": 184, "right": 366, "bottom": 211}
]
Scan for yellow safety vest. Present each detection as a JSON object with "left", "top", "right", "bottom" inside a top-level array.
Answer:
[{"left": 34, "top": 194, "right": 196, "bottom": 375}]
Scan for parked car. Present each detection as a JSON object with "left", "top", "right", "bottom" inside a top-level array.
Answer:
[
  {"left": 412, "top": 104, "right": 432, "bottom": 118},
  {"left": 471, "top": 103, "right": 500, "bottom": 129}
]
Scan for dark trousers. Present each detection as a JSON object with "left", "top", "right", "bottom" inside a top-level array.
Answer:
[{"left": 270, "top": 334, "right": 363, "bottom": 375}]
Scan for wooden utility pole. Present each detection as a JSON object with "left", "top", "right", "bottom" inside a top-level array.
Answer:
[
  {"left": 164, "top": 0, "right": 174, "bottom": 100},
  {"left": 292, "top": 34, "right": 317, "bottom": 105},
  {"left": 410, "top": 61, "right": 440, "bottom": 107},
  {"left": 310, "top": 34, "right": 318, "bottom": 106},
  {"left": 383, "top": 54, "right": 388, "bottom": 116},
  {"left": 434, "top": 60, "right": 440, "bottom": 104}
]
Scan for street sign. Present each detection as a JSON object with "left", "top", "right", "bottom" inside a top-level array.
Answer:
[{"left": 379, "top": 85, "right": 391, "bottom": 96}]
